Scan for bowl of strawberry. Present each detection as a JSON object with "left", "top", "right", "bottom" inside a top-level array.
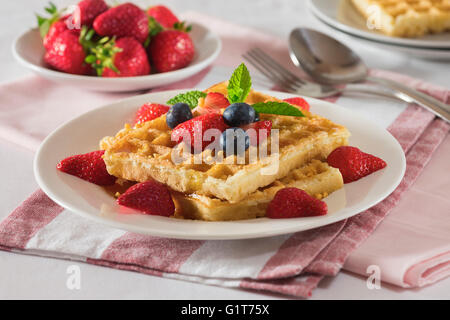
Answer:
[{"left": 12, "top": 1, "right": 221, "bottom": 92}]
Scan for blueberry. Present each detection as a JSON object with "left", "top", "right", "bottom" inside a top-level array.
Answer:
[
  {"left": 220, "top": 128, "right": 250, "bottom": 156},
  {"left": 223, "top": 103, "right": 256, "bottom": 127},
  {"left": 166, "top": 103, "right": 193, "bottom": 129},
  {"left": 254, "top": 111, "right": 260, "bottom": 122}
]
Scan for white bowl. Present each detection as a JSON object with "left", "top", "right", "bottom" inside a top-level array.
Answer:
[
  {"left": 12, "top": 22, "right": 221, "bottom": 92},
  {"left": 34, "top": 89, "right": 406, "bottom": 240}
]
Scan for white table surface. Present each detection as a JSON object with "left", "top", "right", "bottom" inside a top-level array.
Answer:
[{"left": 1, "top": 0, "right": 449, "bottom": 300}]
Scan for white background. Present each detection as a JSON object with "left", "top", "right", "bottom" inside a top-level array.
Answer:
[{"left": 1, "top": 0, "right": 449, "bottom": 299}]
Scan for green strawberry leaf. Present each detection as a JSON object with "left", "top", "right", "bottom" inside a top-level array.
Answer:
[
  {"left": 227, "top": 63, "right": 252, "bottom": 104},
  {"left": 167, "top": 91, "right": 207, "bottom": 108},
  {"left": 252, "top": 101, "right": 305, "bottom": 117}
]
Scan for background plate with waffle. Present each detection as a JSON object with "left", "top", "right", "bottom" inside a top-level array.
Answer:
[
  {"left": 309, "top": 0, "right": 450, "bottom": 59},
  {"left": 34, "top": 87, "right": 405, "bottom": 240}
]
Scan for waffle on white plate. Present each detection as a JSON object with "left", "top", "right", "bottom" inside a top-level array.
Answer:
[
  {"left": 351, "top": 0, "right": 450, "bottom": 37},
  {"left": 100, "top": 82, "right": 350, "bottom": 205}
]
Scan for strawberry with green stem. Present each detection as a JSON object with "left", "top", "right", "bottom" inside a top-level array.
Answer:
[{"left": 85, "top": 33, "right": 150, "bottom": 77}]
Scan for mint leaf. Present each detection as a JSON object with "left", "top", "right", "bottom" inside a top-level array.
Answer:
[
  {"left": 167, "top": 91, "right": 207, "bottom": 108},
  {"left": 227, "top": 63, "right": 252, "bottom": 104},
  {"left": 252, "top": 101, "right": 304, "bottom": 117}
]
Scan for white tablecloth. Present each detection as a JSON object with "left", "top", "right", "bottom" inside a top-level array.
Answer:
[{"left": 1, "top": 0, "right": 449, "bottom": 299}]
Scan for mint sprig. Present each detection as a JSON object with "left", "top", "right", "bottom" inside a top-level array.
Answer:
[
  {"left": 227, "top": 63, "right": 252, "bottom": 104},
  {"left": 252, "top": 101, "right": 304, "bottom": 117},
  {"left": 167, "top": 91, "right": 207, "bottom": 108}
]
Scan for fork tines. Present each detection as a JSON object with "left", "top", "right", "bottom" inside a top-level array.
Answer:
[{"left": 243, "top": 48, "right": 305, "bottom": 92}]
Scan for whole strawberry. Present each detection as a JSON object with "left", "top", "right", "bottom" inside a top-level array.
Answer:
[
  {"left": 171, "top": 113, "right": 228, "bottom": 151},
  {"left": 135, "top": 103, "right": 170, "bottom": 124},
  {"left": 147, "top": 5, "right": 179, "bottom": 28},
  {"left": 327, "top": 146, "right": 387, "bottom": 183},
  {"left": 149, "top": 30, "right": 195, "bottom": 73},
  {"left": 44, "top": 30, "right": 90, "bottom": 75},
  {"left": 242, "top": 120, "right": 272, "bottom": 145},
  {"left": 93, "top": 3, "right": 148, "bottom": 43},
  {"left": 73, "top": 0, "right": 108, "bottom": 27},
  {"left": 57, "top": 150, "right": 116, "bottom": 186},
  {"left": 283, "top": 97, "right": 310, "bottom": 112},
  {"left": 266, "top": 188, "right": 328, "bottom": 219},
  {"left": 87, "top": 37, "right": 150, "bottom": 77},
  {"left": 117, "top": 181, "right": 175, "bottom": 216}
]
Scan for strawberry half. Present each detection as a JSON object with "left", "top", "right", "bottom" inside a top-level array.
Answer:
[
  {"left": 171, "top": 113, "right": 228, "bottom": 151},
  {"left": 146, "top": 5, "right": 179, "bottom": 28},
  {"left": 195, "top": 92, "right": 230, "bottom": 115},
  {"left": 242, "top": 120, "right": 272, "bottom": 145},
  {"left": 283, "top": 97, "right": 310, "bottom": 111},
  {"left": 327, "top": 146, "right": 387, "bottom": 183},
  {"left": 135, "top": 103, "right": 170, "bottom": 124},
  {"left": 93, "top": 3, "right": 149, "bottom": 43},
  {"left": 117, "top": 181, "right": 175, "bottom": 216},
  {"left": 267, "top": 188, "right": 327, "bottom": 219},
  {"left": 57, "top": 150, "right": 116, "bottom": 186}
]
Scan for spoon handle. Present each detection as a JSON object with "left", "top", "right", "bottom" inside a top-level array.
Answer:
[{"left": 366, "top": 76, "right": 450, "bottom": 123}]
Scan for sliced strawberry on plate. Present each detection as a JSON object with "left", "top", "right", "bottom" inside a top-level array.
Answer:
[
  {"left": 283, "top": 97, "right": 310, "bottom": 111},
  {"left": 146, "top": 5, "right": 179, "bottom": 28},
  {"left": 266, "top": 188, "right": 327, "bottom": 219},
  {"left": 57, "top": 150, "right": 116, "bottom": 186},
  {"left": 117, "top": 181, "right": 175, "bottom": 216},
  {"left": 327, "top": 146, "right": 387, "bottom": 183},
  {"left": 195, "top": 92, "right": 230, "bottom": 115},
  {"left": 135, "top": 103, "right": 170, "bottom": 124},
  {"left": 171, "top": 113, "right": 228, "bottom": 151},
  {"left": 242, "top": 120, "right": 272, "bottom": 145}
]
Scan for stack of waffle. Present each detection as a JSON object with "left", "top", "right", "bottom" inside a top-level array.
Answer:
[
  {"left": 100, "top": 83, "right": 350, "bottom": 221},
  {"left": 351, "top": 0, "right": 450, "bottom": 37}
]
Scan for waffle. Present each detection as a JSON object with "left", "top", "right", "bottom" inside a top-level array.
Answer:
[
  {"left": 172, "top": 160, "right": 343, "bottom": 221},
  {"left": 351, "top": 0, "right": 450, "bottom": 37},
  {"left": 100, "top": 83, "right": 350, "bottom": 203}
]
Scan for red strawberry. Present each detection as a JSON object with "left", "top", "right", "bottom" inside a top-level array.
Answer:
[
  {"left": 195, "top": 92, "right": 230, "bottom": 115},
  {"left": 266, "top": 188, "right": 327, "bottom": 219},
  {"left": 242, "top": 120, "right": 272, "bottom": 145},
  {"left": 117, "top": 181, "right": 175, "bottom": 216},
  {"left": 73, "top": 0, "right": 108, "bottom": 27},
  {"left": 283, "top": 97, "right": 310, "bottom": 111},
  {"left": 135, "top": 103, "right": 170, "bottom": 124},
  {"left": 149, "top": 30, "right": 195, "bottom": 73},
  {"left": 43, "top": 19, "right": 69, "bottom": 50},
  {"left": 146, "top": 5, "right": 179, "bottom": 28},
  {"left": 44, "top": 30, "right": 90, "bottom": 75},
  {"left": 57, "top": 150, "right": 116, "bottom": 186},
  {"left": 89, "top": 37, "right": 150, "bottom": 77},
  {"left": 171, "top": 113, "right": 228, "bottom": 151},
  {"left": 327, "top": 146, "right": 387, "bottom": 183},
  {"left": 93, "top": 3, "right": 149, "bottom": 43}
]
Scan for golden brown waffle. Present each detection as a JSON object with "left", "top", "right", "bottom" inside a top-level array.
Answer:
[
  {"left": 100, "top": 83, "right": 350, "bottom": 203},
  {"left": 351, "top": 0, "right": 450, "bottom": 37},
  {"left": 172, "top": 160, "right": 343, "bottom": 221}
]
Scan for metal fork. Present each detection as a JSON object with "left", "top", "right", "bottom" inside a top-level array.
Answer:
[{"left": 243, "top": 47, "right": 396, "bottom": 99}]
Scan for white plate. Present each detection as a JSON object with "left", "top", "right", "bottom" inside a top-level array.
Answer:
[
  {"left": 12, "top": 23, "right": 221, "bottom": 92},
  {"left": 34, "top": 89, "right": 406, "bottom": 240},
  {"left": 316, "top": 15, "right": 450, "bottom": 60},
  {"left": 309, "top": 0, "right": 450, "bottom": 49}
]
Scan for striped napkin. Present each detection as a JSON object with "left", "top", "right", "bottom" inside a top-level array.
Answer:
[{"left": 1, "top": 12, "right": 449, "bottom": 298}]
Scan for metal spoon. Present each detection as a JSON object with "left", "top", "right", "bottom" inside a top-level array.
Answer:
[{"left": 288, "top": 28, "right": 450, "bottom": 123}]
